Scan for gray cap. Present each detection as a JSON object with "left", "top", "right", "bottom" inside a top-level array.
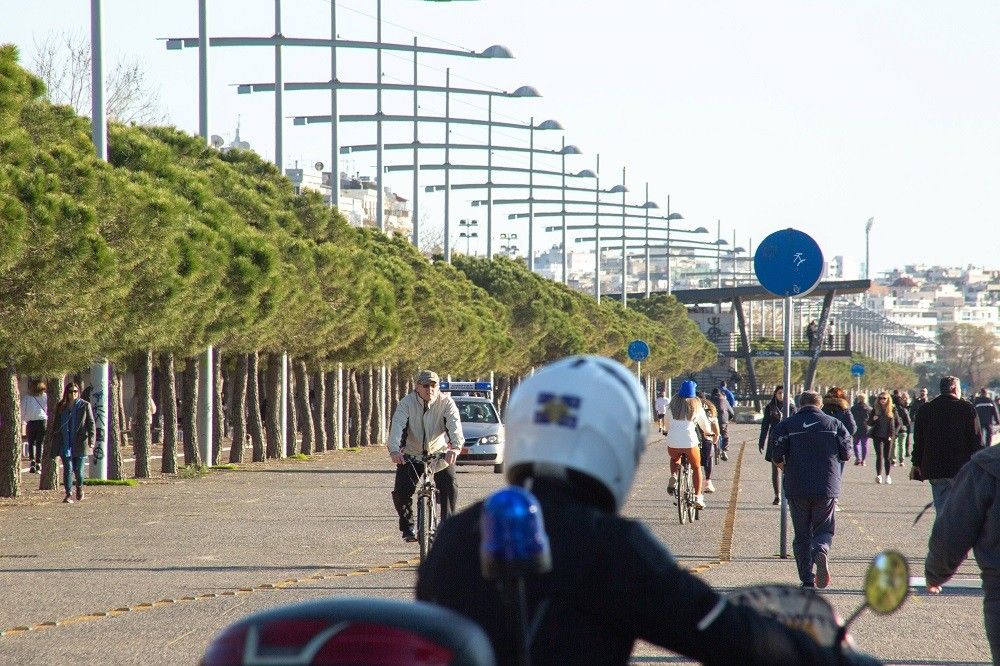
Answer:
[{"left": 416, "top": 370, "right": 440, "bottom": 385}]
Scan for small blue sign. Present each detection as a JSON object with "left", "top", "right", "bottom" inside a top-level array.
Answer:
[
  {"left": 754, "top": 228, "right": 825, "bottom": 298},
  {"left": 628, "top": 340, "right": 650, "bottom": 362},
  {"left": 851, "top": 363, "right": 866, "bottom": 377}
]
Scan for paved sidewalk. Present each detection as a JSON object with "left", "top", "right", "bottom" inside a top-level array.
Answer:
[{"left": 0, "top": 425, "right": 990, "bottom": 664}]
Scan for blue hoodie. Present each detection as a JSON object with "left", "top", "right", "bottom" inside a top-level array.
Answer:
[{"left": 770, "top": 405, "right": 852, "bottom": 498}]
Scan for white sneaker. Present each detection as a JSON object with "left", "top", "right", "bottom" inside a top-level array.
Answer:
[
  {"left": 885, "top": 475, "right": 892, "bottom": 485},
  {"left": 876, "top": 475, "right": 883, "bottom": 484},
  {"left": 667, "top": 474, "right": 677, "bottom": 495},
  {"left": 694, "top": 495, "right": 706, "bottom": 510},
  {"left": 705, "top": 480, "right": 716, "bottom": 493}
]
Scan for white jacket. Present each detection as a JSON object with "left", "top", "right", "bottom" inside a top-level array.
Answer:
[{"left": 388, "top": 391, "right": 465, "bottom": 457}]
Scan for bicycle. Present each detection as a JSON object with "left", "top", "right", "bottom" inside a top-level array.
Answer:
[
  {"left": 674, "top": 452, "right": 701, "bottom": 524},
  {"left": 405, "top": 452, "right": 446, "bottom": 564}
]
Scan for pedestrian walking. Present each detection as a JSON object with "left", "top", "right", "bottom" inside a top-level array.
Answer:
[
  {"left": 700, "top": 397, "right": 721, "bottom": 494},
  {"left": 719, "top": 381, "right": 737, "bottom": 409},
  {"left": 973, "top": 388, "right": 1000, "bottom": 447},
  {"left": 892, "top": 391, "right": 912, "bottom": 466},
  {"left": 51, "top": 382, "right": 95, "bottom": 503},
  {"left": 912, "top": 376, "right": 982, "bottom": 511},
  {"left": 868, "top": 391, "right": 901, "bottom": 484},
  {"left": 925, "top": 443, "right": 1000, "bottom": 663},
  {"left": 760, "top": 385, "right": 792, "bottom": 506},
  {"left": 850, "top": 394, "right": 872, "bottom": 466},
  {"left": 770, "top": 391, "right": 852, "bottom": 589},
  {"left": 654, "top": 389, "right": 668, "bottom": 435},
  {"left": 20, "top": 380, "right": 47, "bottom": 474},
  {"left": 805, "top": 320, "right": 818, "bottom": 349},
  {"left": 710, "top": 387, "right": 735, "bottom": 461},
  {"left": 821, "top": 387, "right": 856, "bottom": 437}
]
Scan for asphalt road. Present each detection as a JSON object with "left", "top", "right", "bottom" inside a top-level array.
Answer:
[{"left": 0, "top": 424, "right": 989, "bottom": 664}]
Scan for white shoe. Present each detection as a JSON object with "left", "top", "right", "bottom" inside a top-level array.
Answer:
[
  {"left": 876, "top": 475, "right": 883, "bottom": 484},
  {"left": 694, "top": 495, "right": 706, "bottom": 510},
  {"left": 667, "top": 474, "right": 677, "bottom": 495},
  {"left": 885, "top": 475, "right": 892, "bottom": 485},
  {"left": 705, "top": 480, "right": 716, "bottom": 493}
]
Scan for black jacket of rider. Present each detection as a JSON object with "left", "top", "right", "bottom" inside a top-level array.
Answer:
[{"left": 416, "top": 478, "right": 845, "bottom": 666}]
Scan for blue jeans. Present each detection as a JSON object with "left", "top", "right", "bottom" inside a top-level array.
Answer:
[
  {"left": 930, "top": 478, "right": 953, "bottom": 512},
  {"left": 789, "top": 497, "right": 837, "bottom": 586},
  {"left": 60, "top": 455, "right": 85, "bottom": 492}
]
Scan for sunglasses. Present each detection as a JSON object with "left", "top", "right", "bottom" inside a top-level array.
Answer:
[{"left": 419, "top": 383, "right": 437, "bottom": 388}]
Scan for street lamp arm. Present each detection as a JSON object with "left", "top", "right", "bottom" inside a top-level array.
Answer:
[
  {"left": 236, "top": 80, "right": 534, "bottom": 98},
  {"left": 164, "top": 36, "right": 511, "bottom": 59},
  {"left": 340, "top": 142, "right": 573, "bottom": 157}
]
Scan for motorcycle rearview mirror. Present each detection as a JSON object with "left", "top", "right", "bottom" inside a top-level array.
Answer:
[{"left": 837, "top": 550, "right": 911, "bottom": 644}]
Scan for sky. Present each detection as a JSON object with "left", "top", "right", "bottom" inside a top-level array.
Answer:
[{"left": 5, "top": 0, "right": 1000, "bottom": 275}]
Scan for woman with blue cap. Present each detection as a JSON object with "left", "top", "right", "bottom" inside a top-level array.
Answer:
[{"left": 664, "top": 380, "right": 712, "bottom": 509}]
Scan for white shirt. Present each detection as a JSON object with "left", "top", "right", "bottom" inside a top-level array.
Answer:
[
  {"left": 664, "top": 404, "right": 713, "bottom": 449},
  {"left": 20, "top": 393, "right": 48, "bottom": 422},
  {"left": 654, "top": 397, "right": 668, "bottom": 415}
]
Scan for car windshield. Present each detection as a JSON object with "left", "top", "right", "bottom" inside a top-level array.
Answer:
[{"left": 455, "top": 400, "right": 499, "bottom": 424}]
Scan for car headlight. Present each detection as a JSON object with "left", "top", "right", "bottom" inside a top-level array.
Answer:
[{"left": 479, "top": 435, "right": 499, "bottom": 445}]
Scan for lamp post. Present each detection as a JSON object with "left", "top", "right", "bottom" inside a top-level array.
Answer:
[
  {"left": 865, "top": 217, "right": 874, "bottom": 279},
  {"left": 559, "top": 139, "right": 582, "bottom": 284},
  {"left": 594, "top": 154, "right": 601, "bottom": 302},
  {"left": 640, "top": 184, "right": 659, "bottom": 298},
  {"left": 459, "top": 219, "right": 479, "bottom": 255},
  {"left": 607, "top": 170, "right": 628, "bottom": 307},
  {"left": 664, "top": 196, "right": 684, "bottom": 295}
]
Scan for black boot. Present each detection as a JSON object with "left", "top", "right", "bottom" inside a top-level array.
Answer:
[{"left": 75, "top": 484, "right": 84, "bottom": 501}]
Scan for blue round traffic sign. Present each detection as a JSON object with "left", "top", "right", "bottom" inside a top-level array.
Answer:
[
  {"left": 851, "top": 363, "right": 866, "bottom": 377},
  {"left": 754, "top": 228, "right": 825, "bottom": 298},
  {"left": 628, "top": 340, "right": 650, "bottom": 362}
]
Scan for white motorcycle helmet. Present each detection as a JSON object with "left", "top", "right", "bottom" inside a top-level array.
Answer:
[{"left": 504, "top": 355, "right": 650, "bottom": 511}]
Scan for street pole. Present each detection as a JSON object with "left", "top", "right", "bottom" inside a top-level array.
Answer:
[
  {"left": 275, "top": 0, "right": 288, "bottom": 457},
  {"left": 330, "top": 1, "right": 339, "bottom": 212},
  {"left": 644, "top": 182, "right": 650, "bottom": 298},
  {"left": 561, "top": 137, "right": 568, "bottom": 285},
  {"left": 780, "top": 295, "right": 792, "bottom": 559},
  {"left": 376, "top": 0, "right": 385, "bottom": 233},
  {"left": 528, "top": 117, "right": 535, "bottom": 272},
  {"left": 594, "top": 154, "right": 601, "bottom": 302},
  {"left": 865, "top": 217, "right": 874, "bottom": 279},
  {"left": 486, "top": 94, "right": 493, "bottom": 259},
  {"left": 411, "top": 37, "right": 419, "bottom": 246},
  {"left": 620, "top": 166, "right": 627, "bottom": 309},
  {"left": 444, "top": 68, "right": 452, "bottom": 262},
  {"left": 197, "top": 0, "right": 214, "bottom": 467},
  {"left": 666, "top": 195, "right": 672, "bottom": 296},
  {"left": 89, "top": 0, "right": 109, "bottom": 481}
]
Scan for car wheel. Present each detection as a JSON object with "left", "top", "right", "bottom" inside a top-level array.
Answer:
[{"left": 493, "top": 463, "right": 504, "bottom": 474}]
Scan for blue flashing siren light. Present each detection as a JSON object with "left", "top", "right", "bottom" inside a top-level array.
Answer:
[{"left": 480, "top": 487, "right": 552, "bottom": 579}]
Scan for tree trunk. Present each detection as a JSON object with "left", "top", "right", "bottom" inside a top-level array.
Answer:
[
  {"left": 117, "top": 370, "right": 129, "bottom": 451},
  {"left": 361, "top": 366, "right": 374, "bottom": 447},
  {"left": 348, "top": 369, "right": 361, "bottom": 447},
  {"left": 151, "top": 365, "right": 161, "bottom": 444},
  {"left": 107, "top": 369, "right": 125, "bottom": 481},
  {"left": 264, "top": 353, "right": 282, "bottom": 459},
  {"left": 0, "top": 364, "right": 21, "bottom": 498},
  {"left": 312, "top": 370, "right": 326, "bottom": 453},
  {"left": 246, "top": 352, "right": 266, "bottom": 462},
  {"left": 181, "top": 357, "right": 201, "bottom": 467},
  {"left": 159, "top": 353, "right": 178, "bottom": 474},
  {"left": 132, "top": 349, "right": 153, "bottom": 478},
  {"left": 324, "top": 370, "right": 337, "bottom": 450},
  {"left": 229, "top": 353, "right": 248, "bottom": 463},
  {"left": 212, "top": 347, "right": 224, "bottom": 465},
  {"left": 286, "top": 364, "right": 299, "bottom": 457},
  {"left": 295, "top": 361, "right": 315, "bottom": 455},
  {"left": 39, "top": 376, "right": 64, "bottom": 490}
]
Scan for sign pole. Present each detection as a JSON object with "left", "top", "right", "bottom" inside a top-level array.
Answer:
[{"left": 780, "top": 295, "right": 792, "bottom": 558}]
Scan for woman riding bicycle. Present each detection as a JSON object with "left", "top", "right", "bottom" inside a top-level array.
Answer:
[{"left": 664, "top": 380, "right": 712, "bottom": 509}]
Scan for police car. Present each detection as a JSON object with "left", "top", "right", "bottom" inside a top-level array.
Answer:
[{"left": 441, "top": 381, "right": 504, "bottom": 474}]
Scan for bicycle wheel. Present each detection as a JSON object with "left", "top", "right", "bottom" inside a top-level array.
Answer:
[
  {"left": 417, "top": 493, "right": 433, "bottom": 564},
  {"left": 684, "top": 467, "right": 696, "bottom": 523},
  {"left": 677, "top": 464, "right": 690, "bottom": 525}
]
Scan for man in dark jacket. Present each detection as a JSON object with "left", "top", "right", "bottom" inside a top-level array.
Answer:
[
  {"left": 711, "top": 388, "right": 735, "bottom": 461},
  {"left": 973, "top": 388, "right": 1000, "bottom": 447},
  {"left": 912, "top": 376, "right": 983, "bottom": 511},
  {"left": 770, "top": 391, "right": 852, "bottom": 589},
  {"left": 925, "top": 444, "right": 1000, "bottom": 663}
]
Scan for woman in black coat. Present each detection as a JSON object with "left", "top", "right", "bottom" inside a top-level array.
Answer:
[
  {"left": 759, "top": 386, "right": 792, "bottom": 506},
  {"left": 850, "top": 395, "right": 873, "bottom": 465}
]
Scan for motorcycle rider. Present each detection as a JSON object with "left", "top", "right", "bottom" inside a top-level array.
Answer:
[{"left": 417, "top": 355, "right": 857, "bottom": 665}]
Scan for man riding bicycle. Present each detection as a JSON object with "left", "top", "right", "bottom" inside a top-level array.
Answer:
[
  {"left": 418, "top": 355, "right": 858, "bottom": 664},
  {"left": 388, "top": 370, "right": 464, "bottom": 543}
]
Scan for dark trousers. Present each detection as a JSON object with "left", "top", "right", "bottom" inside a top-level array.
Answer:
[
  {"left": 853, "top": 433, "right": 869, "bottom": 462},
  {"left": 873, "top": 436, "right": 892, "bottom": 476},
  {"left": 26, "top": 420, "right": 46, "bottom": 464},
  {"left": 700, "top": 438, "right": 714, "bottom": 480},
  {"left": 391, "top": 460, "right": 457, "bottom": 532},
  {"left": 788, "top": 496, "right": 837, "bottom": 586},
  {"left": 718, "top": 424, "right": 730, "bottom": 451},
  {"left": 60, "top": 455, "right": 85, "bottom": 493},
  {"left": 984, "top": 579, "right": 1000, "bottom": 665},
  {"left": 771, "top": 462, "right": 780, "bottom": 498}
]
